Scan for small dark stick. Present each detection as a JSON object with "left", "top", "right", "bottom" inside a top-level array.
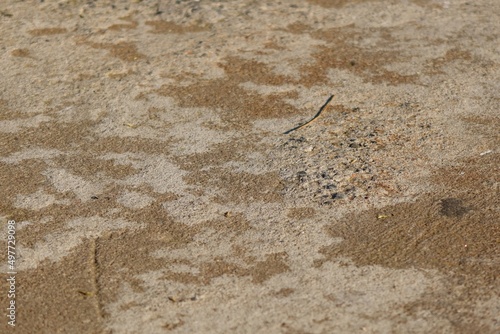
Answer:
[{"left": 283, "top": 94, "right": 334, "bottom": 134}]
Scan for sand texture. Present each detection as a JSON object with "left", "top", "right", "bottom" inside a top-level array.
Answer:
[{"left": 0, "top": 0, "right": 499, "bottom": 333}]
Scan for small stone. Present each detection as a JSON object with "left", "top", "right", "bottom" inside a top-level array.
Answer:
[
  {"left": 297, "top": 171, "right": 307, "bottom": 182},
  {"left": 349, "top": 143, "right": 360, "bottom": 148},
  {"left": 331, "top": 193, "right": 345, "bottom": 199}
]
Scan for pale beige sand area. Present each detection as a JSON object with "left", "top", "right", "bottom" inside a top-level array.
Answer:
[{"left": 0, "top": 0, "right": 499, "bottom": 333}]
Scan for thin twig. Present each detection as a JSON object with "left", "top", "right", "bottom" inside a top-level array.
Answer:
[{"left": 283, "top": 94, "right": 334, "bottom": 134}]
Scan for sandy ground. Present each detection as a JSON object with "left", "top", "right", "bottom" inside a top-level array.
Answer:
[{"left": 0, "top": 0, "right": 499, "bottom": 333}]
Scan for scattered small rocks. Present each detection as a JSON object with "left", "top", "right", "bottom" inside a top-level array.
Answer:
[{"left": 274, "top": 101, "right": 438, "bottom": 206}]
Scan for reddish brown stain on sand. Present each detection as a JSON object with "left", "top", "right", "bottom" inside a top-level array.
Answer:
[
  {"left": 316, "top": 153, "right": 499, "bottom": 277},
  {"left": 4, "top": 240, "right": 105, "bottom": 333},
  {"left": 76, "top": 38, "right": 145, "bottom": 62},
  {"left": 315, "top": 153, "right": 499, "bottom": 331},
  {"left": 11, "top": 48, "right": 31, "bottom": 57},
  {"left": 29, "top": 27, "right": 67, "bottom": 36},
  {"left": 91, "top": 41, "right": 145, "bottom": 62},
  {"left": 307, "top": 0, "right": 376, "bottom": 8},
  {"left": 163, "top": 252, "right": 290, "bottom": 285},
  {"left": 146, "top": 20, "right": 208, "bottom": 34},
  {"left": 426, "top": 48, "right": 474, "bottom": 74},
  {"left": 156, "top": 56, "right": 300, "bottom": 122},
  {"left": 308, "top": 0, "right": 441, "bottom": 9},
  {"left": 107, "top": 15, "right": 138, "bottom": 31},
  {"left": 303, "top": 25, "right": 419, "bottom": 86},
  {"left": 287, "top": 207, "right": 317, "bottom": 220}
]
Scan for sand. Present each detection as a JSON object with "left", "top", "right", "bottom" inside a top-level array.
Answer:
[{"left": 0, "top": 0, "right": 498, "bottom": 333}]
